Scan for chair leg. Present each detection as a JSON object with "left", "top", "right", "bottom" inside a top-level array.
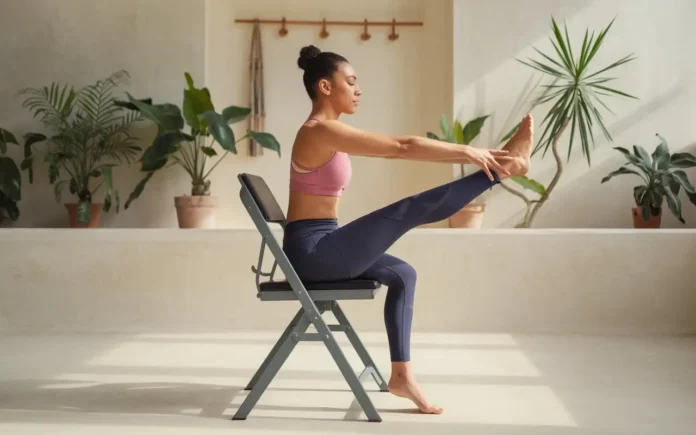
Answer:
[
  {"left": 243, "top": 308, "right": 305, "bottom": 391},
  {"left": 315, "top": 308, "right": 382, "bottom": 422},
  {"left": 232, "top": 311, "right": 311, "bottom": 421},
  {"left": 332, "top": 302, "right": 390, "bottom": 392}
]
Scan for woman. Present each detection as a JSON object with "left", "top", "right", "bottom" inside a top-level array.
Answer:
[{"left": 283, "top": 45, "right": 533, "bottom": 415}]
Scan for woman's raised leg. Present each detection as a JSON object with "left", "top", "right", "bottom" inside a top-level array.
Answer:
[{"left": 313, "top": 113, "right": 533, "bottom": 279}]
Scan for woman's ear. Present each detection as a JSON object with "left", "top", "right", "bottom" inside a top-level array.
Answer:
[{"left": 318, "top": 78, "right": 332, "bottom": 96}]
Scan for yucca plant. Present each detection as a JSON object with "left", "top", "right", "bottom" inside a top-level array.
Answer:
[
  {"left": 0, "top": 128, "right": 23, "bottom": 222},
  {"left": 18, "top": 70, "right": 142, "bottom": 225},
  {"left": 601, "top": 134, "right": 696, "bottom": 225},
  {"left": 509, "top": 16, "right": 637, "bottom": 227}
]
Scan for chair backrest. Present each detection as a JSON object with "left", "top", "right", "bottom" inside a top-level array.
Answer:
[
  {"left": 238, "top": 173, "right": 286, "bottom": 224},
  {"left": 238, "top": 173, "right": 326, "bottom": 314}
]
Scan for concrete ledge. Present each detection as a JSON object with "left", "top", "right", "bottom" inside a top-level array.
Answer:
[{"left": 1, "top": 228, "right": 695, "bottom": 334}]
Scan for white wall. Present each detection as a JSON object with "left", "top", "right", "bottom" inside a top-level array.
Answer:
[
  {"left": 0, "top": 0, "right": 453, "bottom": 229},
  {"left": 452, "top": 0, "right": 696, "bottom": 228}
]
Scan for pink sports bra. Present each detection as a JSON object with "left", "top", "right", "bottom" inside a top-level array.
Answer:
[{"left": 289, "top": 118, "right": 352, "bottom": 197}]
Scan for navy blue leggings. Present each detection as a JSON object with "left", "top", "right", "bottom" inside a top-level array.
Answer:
[{"left": 282, "top": 170, "right": 499, "bottom": 362}]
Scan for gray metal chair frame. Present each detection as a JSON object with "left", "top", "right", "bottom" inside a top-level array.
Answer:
[{"left": 232, "top": 173, "right": 389, "bottom": 423}]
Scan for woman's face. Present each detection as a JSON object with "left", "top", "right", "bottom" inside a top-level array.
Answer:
[{"left": 320, "top": 62, "right": 362, "bottom": 114}]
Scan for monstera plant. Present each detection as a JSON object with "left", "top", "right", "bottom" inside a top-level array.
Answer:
[
  {"left": 0, "top": 128, "right": 23, "bottom": 223},
  {"left": 118, "top": 72, "right": 281, "bottom": 228},
  {"left": 601, "top": 134, "right": 696, "bottom": 228}
]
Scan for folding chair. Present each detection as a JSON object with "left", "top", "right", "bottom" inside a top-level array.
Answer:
[{"left": 232, "top": 173, "right": 389, "bottom": 423}]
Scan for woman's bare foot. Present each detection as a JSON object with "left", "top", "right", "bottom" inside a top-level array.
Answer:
[
  {"left": 498, "top": 114, "right": 534, "bottom": 179},
  {"left": 388, "top": 362, "right": 443, "bottom": 414}
]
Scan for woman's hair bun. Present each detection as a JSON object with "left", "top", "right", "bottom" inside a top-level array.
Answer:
[{"left": 298, "top": 45, "right": 322, "bottom": 70}]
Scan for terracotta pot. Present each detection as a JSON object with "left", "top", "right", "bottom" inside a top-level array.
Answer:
[
  {"left": 174, "top": 195, "right": 218, "bottom": 229},
  {"left": 449, "top": 204, "right": 485, "bottom": 229},
  {"left": 65, "top": 203, "right": 103, "bottom": 228},
  {"left": 632, "top": 207, "right": 661, "bottom": 229}
]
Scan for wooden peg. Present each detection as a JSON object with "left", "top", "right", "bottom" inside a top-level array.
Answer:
[
  {"left": 360, "top": 19, "right": 371, "bottom": 40},
  {"left": 388, "top": 19, "right": 399, "bottom": 41},
  {"left": 279, "top": 17, "right": 288, "bottom": 36},
  {"left": 320, "top": 18, "right": 329, "bottom": 39}
]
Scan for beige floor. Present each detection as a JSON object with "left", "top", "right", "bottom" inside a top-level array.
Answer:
[{"left": 0, "top": 331, "right": 694, "bottom": 435}]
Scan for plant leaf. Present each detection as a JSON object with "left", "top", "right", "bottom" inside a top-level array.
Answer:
[
  {"left": 54, "top": 179, "right": 69, "bottom": 203},
  {"left": 613, "top": 146, "right": 650, "bottom": 173},
  {"left": 77, "top": 201, "right": 90, "bottom": 224},
  {"left": 686, "top": 190, "right": 696, "bottom": 207},
  {"left": 222, "top": 106, "right": 252, "bottom": 124},
  {"left": 588, "top": 83, "right": 638, "bottom": 99},
  {"left": 126, "top": 92, "right": 184, "bottom": 133},
  {"left": 453, "top": 121, "right": 464, "bottom": 145},
  {"left": 671, "top": 170, "right": 695, "bottom": 193},
  {"left": 585, "top": 53, "right": 636, "bottom": 80},
  {"left": 658, "top": 184, "right": 684, "bottom": 224},
  {"left": 101, "top": 165, "right": 114, "bottom": 212},
  {"left": 670, "top": 152, "right": 696, "bottom": 168},
  {"left": 124, "top": 172, "right": 155, "bottom": 209},
  {"left": 199, "top": 111, "right": 236, "bottom": 152},
  {"left": 461, "top": 115, "right": 489, "bottom": 145},
  {"left": 247, "top": 130, "right": 281, "bottom": 157},
  {"left": 201, "top": 146, "right": 217, "bottom": 157},
  {"left": 651, "top": 134, "right": 670, "bottom": 170},
  {"left": 141, "top": 132, "right": 189, "bottom": 172},
  {"left": 510, "top": 175, "right": 547, "bottom": 196},
  {"left": 440, "top": 114, "right": 450, "bottom": 141},
  {"left": 633, "top": 145, "right": 652, "bottom": 167},
  {"left": 426, "top": 132, "right": 440, "bottom": 141},
  {"left": 600, "top": 166, "right": 646, "bottom": 184},
  {"left": 0, "top": 156, "right": 21, "bottom": 201},
  {"left": 0, "top": 128, "right": 18, "bottom": 154},
  {"left": 20, "top": 133, "right": 46, "bottom": 184},
  {"left": 633, "top": 185, "right": 647, "bottom": 206},
  {"left": 182, "top": 72, "right": 215, "bottom": 133}
]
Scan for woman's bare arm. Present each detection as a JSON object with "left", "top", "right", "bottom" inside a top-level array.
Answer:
[{"left": 313, "top": 120, "right": 511, "bottom": 179}]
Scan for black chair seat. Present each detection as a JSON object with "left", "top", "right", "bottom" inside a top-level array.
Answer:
[{"left": 260, "top": 279, "right": 381, "bottom": 292}]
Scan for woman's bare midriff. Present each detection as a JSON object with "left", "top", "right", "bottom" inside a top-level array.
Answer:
[{"left": 286, "top": 191, "right": 340, "bottom": 223}]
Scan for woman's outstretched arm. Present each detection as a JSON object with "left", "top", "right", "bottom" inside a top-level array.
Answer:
[{"left": 313, "top": 120, "right": 511, "bottom": 180}]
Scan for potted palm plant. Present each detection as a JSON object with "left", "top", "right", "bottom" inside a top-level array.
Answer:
[
  {"left": 18, "top": 70, "right": 142, "bottom": 227},
  {"left": 119, "top": 72, "right": 281, "bottom": 228},
  {"left": 0, "top": 128, "right": 23, "bottom": 225},
  {"left": 601, "top": 134, "right": 696, "bottom": 228}
]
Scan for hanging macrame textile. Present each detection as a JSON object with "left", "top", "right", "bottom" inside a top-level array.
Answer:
[{"left": 248, "top": 20, "right": 265, "bottom": 156}]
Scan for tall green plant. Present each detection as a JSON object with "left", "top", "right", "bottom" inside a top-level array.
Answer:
[
  {"left": 508, "top": 16, "right": 637, "bottom": 227},
  {"left": 18, "top": 70, "right": 142, "bottom": 224},
  {"left": 0, "top": 128, "right": 22, "bottom": 221},
  {"left": 119, "top": 72, "right": 281, "bottom": 208},
  {"left": 520, "top": 17, "right": 637, "bottom": 165},
  {"left": 601, "top": 134, "right": 696, "bottom": 223}
]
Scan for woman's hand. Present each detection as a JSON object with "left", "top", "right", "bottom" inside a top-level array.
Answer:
[{"left": 462, "top": 146, "right": 513, "bottom": 181}]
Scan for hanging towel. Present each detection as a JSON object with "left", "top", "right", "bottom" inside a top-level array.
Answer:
[{"left": 249, "top": 20, "right": 265, "bottom": 156}]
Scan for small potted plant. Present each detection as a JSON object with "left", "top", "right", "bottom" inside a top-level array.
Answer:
[
  {"left": 427, "top": 114, "right": 491, "bottom": 228},
  {"left": 601, "top": 134, "right": 696, "bottom": 228},
  {"left": 119, "top": 72, "right": 281, "bottom": 228},
  {"left": 18, "top": 70, "right": 142, "bottom": 227},
  {"left": 0, "top": 128, "right": 23, "bottom": 225}
]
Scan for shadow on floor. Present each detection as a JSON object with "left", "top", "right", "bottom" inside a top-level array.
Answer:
[{"left": 0, "top": 379, "right": 589, "bottom": 434}]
